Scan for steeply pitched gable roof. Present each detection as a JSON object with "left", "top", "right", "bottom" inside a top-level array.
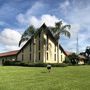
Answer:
[{"left": 17, "top": 23, "right": 67, "bottom": 55}]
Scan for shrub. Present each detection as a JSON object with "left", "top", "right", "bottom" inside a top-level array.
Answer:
[
  {"left": 50, "top": 63, "right": 68, "bottom": 67},
  {"left": 31, "top": 63, "right": 47, "bottom": 67},
  {"left": 19, "top": 62, "right": 29, "bottom": 66},
  {"left": 64, "top": 57, "right": 71, "bottom": 64},
  {"left": 27, "top": 63, "right": 67, "bottom": 67},
  {"left": 3, "top": 61, "right": 21, "bottom": 66},
  {"left": 3, "top": 60, "right": 68, "bottom": 67}
]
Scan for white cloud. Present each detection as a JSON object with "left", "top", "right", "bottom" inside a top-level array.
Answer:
[
  {"left": 59, "top": 0, "right": 70, "bottom": 14},
  {"left": 60, "top": 0, "right": 70, "bottom": 9},
  {"left": 17, "top": 13, "right": 61, "bottom": 28},
  {"left": 16, "top": 1, "right": 61, "bottom": 28},
  {"left": 29, "top": 16, "right": 40, "bottom": 28},
  {"left": 26, "top": 2, "right": 44, "bottom": 16},
  {"left": 5, "top": 45, "right": 20, "bottom": 51},
  {"left": 16, "top": 2, "right": 45, "bottom": 25},
  {"left": 0, "top": 28, "right": 21, "bottom": 51},
  {"left": 70, "top": 24, "right": 80, "bottom": 38},
  {"left": 16, "top": 14, "right": 26, "bottom": 24},
  {"left": 29, "top": 15, "right": 60, "bottom": 28},
  {"left": 40, "top": 15, "right": 60, "bottom": 27}
]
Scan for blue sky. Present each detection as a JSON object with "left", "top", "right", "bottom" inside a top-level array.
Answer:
[{"left": 0, "top": 0, "right": 90, "bottom": 53}]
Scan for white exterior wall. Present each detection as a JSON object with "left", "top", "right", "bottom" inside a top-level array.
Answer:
[
  {"left": 43, "top": 33, "right": 66, "bottom": 63},
  {"left": 78, "top": 60, "right": 84, "bottom": 64},
  {"left": 59, "top": 50, "right": 65, "bottom": 63}
]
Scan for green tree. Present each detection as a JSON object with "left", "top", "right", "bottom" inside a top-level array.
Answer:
[
  {"left": 85, "top": 46, "right": 90, "bottom": 64},
  {"left": 68, "top": 53, "right": 78, "bottom": 65},
  {"left": 85, "top": 46, "right": 90, "bottom": 57},
  {"left": 19, "top": 25, "right": 36, "bottom": 46},
  {"left": 19, "top": 25, "right": 36, "bottom": 63},
  {"left": 51, "top": 21, "right": 71, "bottom": 63}
]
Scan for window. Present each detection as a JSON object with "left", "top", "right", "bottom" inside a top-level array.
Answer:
[
  {"left": 39, "top": 40, "right": 40, "bottom": 50},
  {"left": 2, "top": 59, "right": 4, "bottom": 63},
  {"left": 61, "top": 55, "right": 62, "bottom": 61},
  {"left": 30, "top": 54, "right": 31, "bottom": 61},
  {"left": 39, "top": 52, "right": 40, "bottom": 61},
  {"left": 33, "top": 39, "right": 35, "bottom": 45},
  {"left": 22, "top": 49, "right": 24, "bottom": 53},
  {"left": 55, "top": 44, "right": 56, "bottom": 52},
  {"left": 47, "top": 35, "right": 48, "bottom": 50},
  {"left": 47, "top": 52, "right": 48, "bottom": 60},
  {"left": 30, "top": 43, "right": 31, "bottom": 52},
  {"left": 39, "top": 32, "right": 41, "bottom": 38},
  {"left": 22, "top": 54, "right": 23, "bottom": 61},
  {"left": 54, "top": 54, "right": 56, "bottom": 61},
  {"left": 38, "top": 32, "right": 41, "bottom": 50}
]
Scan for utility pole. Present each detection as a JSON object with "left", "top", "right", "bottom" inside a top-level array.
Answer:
[{"left": 76, "top": 34, "right": 79, "bottom": 54}]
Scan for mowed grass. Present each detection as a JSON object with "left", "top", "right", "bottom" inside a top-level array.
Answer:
[{"left": 0, "top": 66, "right": 90, "bottom": 90}]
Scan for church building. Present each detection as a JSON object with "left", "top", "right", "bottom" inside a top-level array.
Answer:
[{"left": 17, "top": 24, "right": 67, "bottom": 63}]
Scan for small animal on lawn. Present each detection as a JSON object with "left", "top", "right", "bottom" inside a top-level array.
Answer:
[{"left": 47, "top": 64, "right": 51, "bottom": 72}]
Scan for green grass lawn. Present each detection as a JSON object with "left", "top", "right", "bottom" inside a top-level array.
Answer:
[{"left": 0, "top": 66, "right": 90, "bottom": 90}]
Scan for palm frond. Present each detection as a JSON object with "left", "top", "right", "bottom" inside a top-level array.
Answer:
[
  {"left": 19, "top": 37, "right": 29, "bottom": 46},
  {"left": 27, "top": 25, "right": 35, "bottom": 35},
  {"left": 61, "top": 25, "right": 71, "bottom": 31},
  {"left": 52, "top": 21, "right": 71, "bottom": 40},
  {"left": 55, "top": 21, "right": 62, "bottom": 28},
  {"left": 61, "top": 30, "right": 71, "bottom": 38},
  {"left": 19, "top": 25, "right": 36, "bottom": 46},
  {"left": 54, "top": 33, "right": 60, "bottom": 40}
]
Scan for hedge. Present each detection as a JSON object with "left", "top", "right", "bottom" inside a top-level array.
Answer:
[{"left": 3, "top": 61, "right": 68, "bottom": 67}]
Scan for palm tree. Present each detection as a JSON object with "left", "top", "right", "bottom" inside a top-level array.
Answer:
[
  {"left": 19, "top": 25, "right": 36, "bottom": 46},
  {"left": 19, "top": 25, "right": 36, "bottom": 63},
  {"left": 51, "top": 21, "right": 71, "bottom": 63}
]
